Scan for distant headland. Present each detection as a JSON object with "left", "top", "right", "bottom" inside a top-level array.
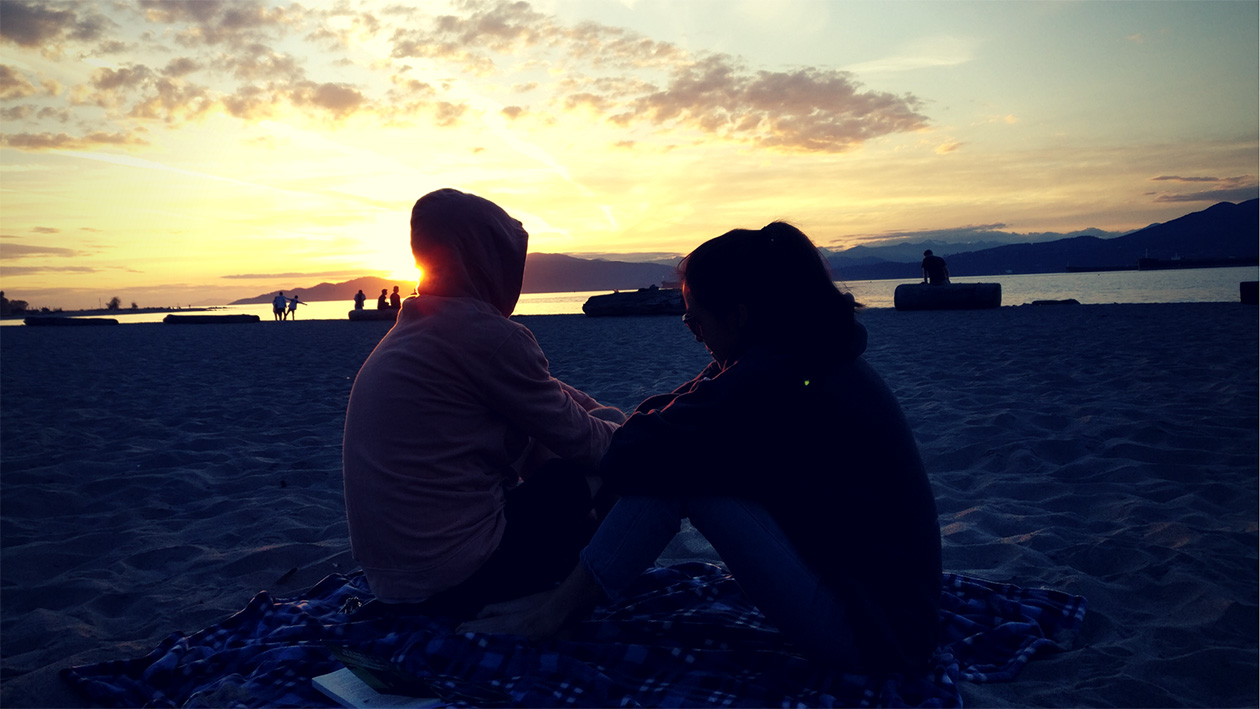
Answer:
[{"left": 229, "top": 199, "right": 1257, "bottom": 305}]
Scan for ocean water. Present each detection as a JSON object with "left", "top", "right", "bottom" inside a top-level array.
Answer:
[{"left": 5, "top": 266, "right": 1255, "bottom": 326}]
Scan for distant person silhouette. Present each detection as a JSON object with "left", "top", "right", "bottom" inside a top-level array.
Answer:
[
  {"left": 288, "top": 295, "right": 302, "bottom": 319},
  {"left": 377, "top": 289, "right": 388, "bottom": 309},
  {"left": 272, "top": 291, "right": 287, "bottom": 321},
  {"left": 922, "top": 250, "right": 950, "bottom": 285},
  {"left": 354, "top": 289, "right": 367, "bottom": 310},
  {"left": 390, "top": 286, "right": 402, "bottom": 309}
]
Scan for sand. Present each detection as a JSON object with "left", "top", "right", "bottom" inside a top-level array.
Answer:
[{"left": 1, "top": 302, "right": 1256, "bottom": 707}]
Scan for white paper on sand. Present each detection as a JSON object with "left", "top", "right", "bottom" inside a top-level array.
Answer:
[{"left": 312, "top": 668, "right": 443, "bottom": 708}]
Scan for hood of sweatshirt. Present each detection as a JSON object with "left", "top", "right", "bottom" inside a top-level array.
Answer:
[{"left": 410, "top": 188, "right": 528, "bottom": 317}]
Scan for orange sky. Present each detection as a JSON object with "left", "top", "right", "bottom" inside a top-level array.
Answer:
[{"left": 1, "top": 0, "right": 1256, "bottom": 309}]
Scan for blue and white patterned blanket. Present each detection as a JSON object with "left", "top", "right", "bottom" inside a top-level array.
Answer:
[{"left": 63, "top": 563, "right": 1086, "bottom": 707}]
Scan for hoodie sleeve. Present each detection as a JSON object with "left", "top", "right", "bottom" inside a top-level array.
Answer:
[{"left": 481, "top": 327, "right": 619, "bottom": 469}]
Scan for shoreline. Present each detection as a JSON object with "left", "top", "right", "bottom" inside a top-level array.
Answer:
[
  {"left": 0, "top": 306, "right": 216, "bottom": 322},
  {"left": 2, "top": 302, "right": 1256, "bottom": 707},
  {"left": 0, "top": 296, "right": 1255, "bottom": 326}
]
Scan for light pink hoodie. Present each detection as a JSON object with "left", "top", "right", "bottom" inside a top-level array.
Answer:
[{"left": 342, "top": 189, "right": 618, "bottom": 603}]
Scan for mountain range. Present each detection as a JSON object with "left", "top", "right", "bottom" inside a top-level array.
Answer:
[
  {"left": 228, "top": 255, "right": 675, "bottom": 305},
  {"left": 231, "top": 199, "right": 1257, "bottom": 304},
  {"left": 825, "top": 199, "right": 1257, "bottom": 281}
]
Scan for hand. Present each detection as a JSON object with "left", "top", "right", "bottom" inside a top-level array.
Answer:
[
  {"left": 457, "top": 565, "right": 603, "bottom": 640},
  {"left": 457, "top": 589, "right": 566, "bottom": 639}
]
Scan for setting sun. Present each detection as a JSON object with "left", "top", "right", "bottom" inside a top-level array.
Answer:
[{"left": 0, "top": 0, "right": 1255, "bottom": 310}]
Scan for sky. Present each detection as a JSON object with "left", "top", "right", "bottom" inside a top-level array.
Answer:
[{"left": 0, "top": 0, "right": 1256, "bottom": 310}]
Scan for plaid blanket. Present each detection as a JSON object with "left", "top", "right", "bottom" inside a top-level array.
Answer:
[{"left": 63, "top": 563, "right": 1086, "bottom": 707}]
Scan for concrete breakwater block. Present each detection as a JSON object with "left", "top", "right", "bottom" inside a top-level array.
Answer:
[
  {"left": 1240, "top": 281, "right": 1258, "bottom": 304},
  {"left": 24, "top": 316, "right": 119, "bottom": 326},
  {"left": 894, "top": 283, "right": 1002, "bottom": 311}
]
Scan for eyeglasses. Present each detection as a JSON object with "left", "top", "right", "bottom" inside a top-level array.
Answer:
[{"left": 681, "top": 311, "right": 703, "bottom": 341}]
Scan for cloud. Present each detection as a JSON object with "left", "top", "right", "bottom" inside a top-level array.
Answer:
[
  {"left": 2, "top": 1, "right": 929, "bottom": 153},
  {"left": 31, "top": 227, "right": 60, "bottom": 234},
  {"left": 614, "top": 57, "right": 928, "bottom": 152},
  {"left": 225, "top": 44, "right": 305, "bottom": 81},
  {"left": 89, "top": 64, "right": 155, "bottom": 100},
  {"left": 220, "top": 270, "right": 369, "bottom": 279},
  {"left": 829, "top": 223, "right": 1123, "bottom": 248},
  {"left": 139, "top": 0, "right": 302, "bottom": 48},
  {"left": 1, "top": 130, "right": 149, "bottom": 151},
  {"left": 1154, "top": 188, "right": 1260, "bottom": 203},
  {"left": 287, "top": 81, "right": 367, "bottom": 119},
  {"left": 128, "top": 77, "right": 217, "bottom": 123},
  {"left": 1150, "top": 175, "right": 1259, "bottom": 203},
  {"left": 842, "top": 36, "right": 975, "bottom": 75},
  {"left": 1, "top": 243, "right": 81, "bottom": 258},
  {"left": 1152, "top": 175, "right": 1229, "bottom": 183},
  {"left": 0, "top": 1, "right": 113, "bottom": 49},
  {"left": 162, "top": 57, "right": 202, "bottom": 77},
  {"left": 0, "top": 265, "right": 99, "bottom": 277},
  {"left": 0, "top": 64, "right": 38, "bottom": 99},
  {"left": 386, "top": 2, "right": 928, "bottom": 152}
]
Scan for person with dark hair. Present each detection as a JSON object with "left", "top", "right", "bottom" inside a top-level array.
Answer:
[
  {"left": 376, "top": 289, "right": 388, "bottom": 309},
  {"left": 464, "top": 222, "right": 942, "bottom": 675},
  {"left": 354, "top": 289, "right": 367, "bottom": 310},
  {"left": 272, "top": 291, "right": 287, "bottom": 321},
  {"left": 342, "top": 188, "right": 624, "bottom": 620},
  {"left": 922, "top": 249, "right": 950, "bottom": 285},
  {"left": 389, "top": 286, "right": 402, "bottom": 309}
]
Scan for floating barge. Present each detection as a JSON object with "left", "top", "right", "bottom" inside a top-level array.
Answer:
[
  {"left": 582, "top": 287, "right": 685, "bottom": 316},
  {"left": 163, "top": 314, "right": 260, "bottom": 324},
  {"left": 348, "top": 308, "right": 399, "bottom": 322}
]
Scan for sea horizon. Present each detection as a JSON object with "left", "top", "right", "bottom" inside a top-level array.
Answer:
[{"left": 3, "top": 266, "right": 1255, "bottom": 327}]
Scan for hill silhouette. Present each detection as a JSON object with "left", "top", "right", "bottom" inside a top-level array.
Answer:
[
  {"left": 522, "top": 253, "right": 675, "bottom": 292},
  {"left": 229, "top": 254, "right": 677, "bottom": 305},
  {"left": 231, "top": 201, "right": 1257, "bottom": 303},
  {"left": 827, "top": 199, "right": 1258, "bottom": 280}
]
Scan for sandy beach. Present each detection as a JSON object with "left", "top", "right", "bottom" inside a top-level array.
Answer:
[{"left": 1, "top": 302, "right": 1256, "bottom": 707}]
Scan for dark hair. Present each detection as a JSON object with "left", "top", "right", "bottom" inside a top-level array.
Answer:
[{"left": 679, "top": 221, "right": 860, "bottom": 360}]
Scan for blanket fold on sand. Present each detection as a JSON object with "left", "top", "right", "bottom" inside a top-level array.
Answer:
[{"left": 63, "top": 563, "right": 1086, "bottom": 707}]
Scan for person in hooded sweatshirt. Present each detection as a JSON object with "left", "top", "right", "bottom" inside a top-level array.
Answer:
[
  {"left": 342, "top": 188, "right": 623, "bottom": 619},
  {"left": 462, "top": 222, "right": 942, "bottom": 676}
]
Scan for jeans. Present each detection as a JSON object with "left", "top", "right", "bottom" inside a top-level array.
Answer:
[
  {"left": 580, "top": 496, "right": 861, "bottom": 668},
  {"left": 367, "top": 460, "right": 595, "bottom": 621}
]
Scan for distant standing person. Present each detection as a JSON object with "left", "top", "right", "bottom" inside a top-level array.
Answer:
[
  {"left": 272, "top": 291, "right": 288, "bottom": 321},
  {"left": 389, "top": 286, "right": 402, "bottom": 309},
  {"left": 377, "top": 289, "right": 388, "bottom": 309},
  {"left": 288, "top": 295, "right": 302, "bottom": 320},
  {"left": 922, "top": 250, "right": 950, "bottom": 285},
  {"left": 354, "top": 289, "right": 367, "bottom": 310}
]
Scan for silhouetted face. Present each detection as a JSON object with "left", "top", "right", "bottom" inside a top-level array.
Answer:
[{"left": 682, "top": 286, "right": 746, "bottom": 366}]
